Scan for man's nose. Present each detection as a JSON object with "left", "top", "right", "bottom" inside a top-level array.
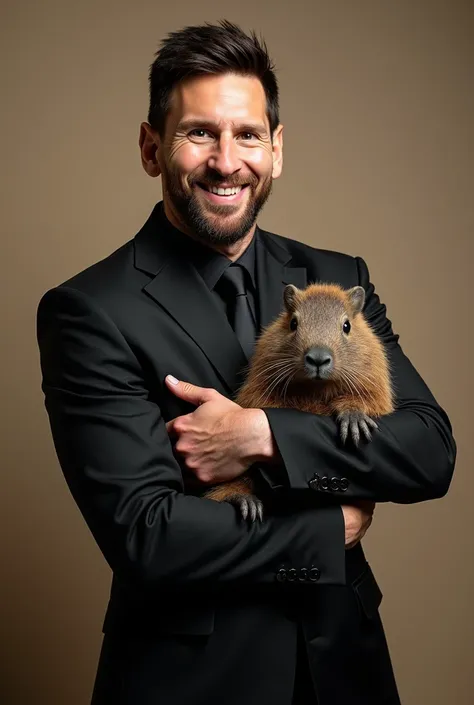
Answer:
[{"left": 208, "top": 135, "right": 242, "bottom": 177}]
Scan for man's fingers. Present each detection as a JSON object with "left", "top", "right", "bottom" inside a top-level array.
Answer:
[
  {"left": 166, "top": 416, "right": 186, "bottom": 438},
  {"left": 165, "top": 375, "right": 214, "bottom": 406},
  {"left": 166, "top": 418, "right": 177, "bottom": 438},
  {"left": 348, "top": 499, "right": 376, "bottom": 514}
]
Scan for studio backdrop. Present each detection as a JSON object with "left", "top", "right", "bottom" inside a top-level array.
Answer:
[{"left": 1, "top": 1, "right": 471, "bottom": 704}]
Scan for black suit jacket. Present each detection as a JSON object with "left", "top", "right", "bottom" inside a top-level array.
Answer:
[{"left": 36, "top": 203, "right": 456, "bottom": 705}]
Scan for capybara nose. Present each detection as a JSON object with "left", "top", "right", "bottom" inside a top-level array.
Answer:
[{"left": 305, "top": 347, "right": 333, "bottom": 376}]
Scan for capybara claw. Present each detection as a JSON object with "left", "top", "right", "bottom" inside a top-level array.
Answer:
[
  {"left": 227, "top": 494, "right": 264, "bottom": 522},
  {"left": 337, "top": 410, "right": 378, "bottom": 446}
]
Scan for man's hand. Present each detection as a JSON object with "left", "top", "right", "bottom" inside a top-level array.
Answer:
[
  {"left": 342, "top": 500, "right": 375, "bottom": 549},
  {"left": 164, "top": 376, "right": 273, "bottom": 484}
]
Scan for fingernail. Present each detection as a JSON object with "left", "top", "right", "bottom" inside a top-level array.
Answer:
[{"left": 166, "top": 375, "right": 179, "bottom": 385}]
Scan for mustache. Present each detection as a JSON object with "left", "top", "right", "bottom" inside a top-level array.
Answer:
[{"left": 188, "top": 171, "right": 259, "bottom": 189}]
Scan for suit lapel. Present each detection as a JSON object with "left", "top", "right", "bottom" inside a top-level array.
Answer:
[
  {"left": 256, "top": 228, "right": 307, "bottom": 333},
  {"left": 133, "top": 205, "right": 307, "bottom": 395},
  {"left": 144, "top": 256, "right": 248, "bottom": 394}
]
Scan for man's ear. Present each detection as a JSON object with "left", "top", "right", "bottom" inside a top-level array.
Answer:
[
  {"left": 139, "top": 122, "right": 162, "bottom": 178},
  {"left": 271, "top": 123, "right": 283, "bottom": 179}
]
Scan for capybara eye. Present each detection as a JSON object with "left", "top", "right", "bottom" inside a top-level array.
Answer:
[
  {"left": 343, "top": 320, "right": 351, "bottom": 334},
  {"left": 290, "top": 316, "right": 298, "bottom": 331}
]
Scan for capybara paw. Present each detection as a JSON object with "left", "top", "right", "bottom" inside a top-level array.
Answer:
[
  {"left": 227, "top": 493, "right": 264, "bottom": 523},
  {"left": 337, "top": 410, "right": 378, "bottom": 446}
]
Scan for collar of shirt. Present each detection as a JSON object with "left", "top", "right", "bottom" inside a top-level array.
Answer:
[{"left": 156, "top": 201, "right": 257, "bottom": 293}]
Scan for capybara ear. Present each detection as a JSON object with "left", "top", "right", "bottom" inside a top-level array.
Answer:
[
  {"left": 283, "top": 284, "right": 299, "bottom": 313},
  {"left": 347, "top": 286, "right": 365, "bottom": 314}
]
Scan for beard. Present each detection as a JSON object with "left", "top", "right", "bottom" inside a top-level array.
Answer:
[{"left": 162, "top": 164, "right": 273, "bottom": 247}]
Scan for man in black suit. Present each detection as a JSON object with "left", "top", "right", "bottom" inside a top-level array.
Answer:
[{"left": 36, "top": 20, "right": 456, "bottom": 705}]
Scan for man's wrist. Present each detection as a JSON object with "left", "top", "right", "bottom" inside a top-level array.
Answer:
[{"left": 240, "top": 408, "right": 282, "bottom": 464}]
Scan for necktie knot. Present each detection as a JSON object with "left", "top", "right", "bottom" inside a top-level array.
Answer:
[{"left": 218, "top": 264, "right": 247, "bottom": 297}]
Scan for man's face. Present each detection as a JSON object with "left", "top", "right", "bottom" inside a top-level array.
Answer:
[{"left": 154, "top": 73, "right": 283, "bottom": 247}]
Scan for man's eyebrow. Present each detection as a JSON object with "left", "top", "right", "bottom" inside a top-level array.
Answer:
[
  {"left": 236, "top": 122, "right": 268, "bottom": 136},
  {"left": 177, "top": 119, "right": 268, "bottom": 135}
]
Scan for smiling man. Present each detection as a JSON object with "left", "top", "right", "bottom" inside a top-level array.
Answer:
[
  {"left": 36, "top": 20, "right": 455, "bottom": 705},
  {"left": 140, "top": 67, "right": 280, "bottom": 253},
  {"left": 145, "top": 71, "right": 277, "bottom": 248}
]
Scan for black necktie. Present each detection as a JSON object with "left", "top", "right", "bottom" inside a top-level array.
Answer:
[{"left": 217, "top": 264, "right": 257, "bottom": 360}]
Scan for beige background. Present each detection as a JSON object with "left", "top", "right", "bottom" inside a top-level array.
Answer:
[{"left": 1, "top": 1, "right": 472, "bottom": 703}]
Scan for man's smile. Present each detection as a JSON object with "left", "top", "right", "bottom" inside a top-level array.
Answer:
[{"left": 195, "top": 182, "right": 250, "bottom": 205}]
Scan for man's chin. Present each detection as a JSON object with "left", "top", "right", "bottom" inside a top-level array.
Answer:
[
  {"left": 188, "top": 205, "right": 254, "bottom": 245},
  {"left": 199, "top": 202, "right": 245, "bottom": 220},
  {"left": 195, "top": 215, "right": 249, "bottom": 241}
]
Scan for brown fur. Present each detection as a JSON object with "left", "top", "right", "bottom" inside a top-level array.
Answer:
[{"left": 204, "top": 282, "right": 394, "bottom": 506}]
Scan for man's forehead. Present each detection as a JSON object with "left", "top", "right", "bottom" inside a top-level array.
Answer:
[{"left": 168, "top": 74, "right": 268, "bottom": 124}]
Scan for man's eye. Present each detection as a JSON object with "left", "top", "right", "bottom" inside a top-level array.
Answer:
[
  {"left": 240, "top": 132, "right": 256, "bottom": 140},
  {"left": 189, "top": 129, "right": 212, "bottom": 138}
]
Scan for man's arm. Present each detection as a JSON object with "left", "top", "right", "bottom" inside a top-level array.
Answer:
[
  {"left": 259, "top": 256, "right": 456, "bottom": 503},
  {"left": 36, "top": 284, "right": 347, "bottom": 590}
]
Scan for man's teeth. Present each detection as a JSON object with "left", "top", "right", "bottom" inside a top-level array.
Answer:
[{"left": 209, "top": 186, "right": 242, "bottom": 196}]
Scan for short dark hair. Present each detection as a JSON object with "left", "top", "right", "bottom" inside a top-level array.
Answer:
[{"left": 147, "top": 20, "right": 279, "bottom": 137}]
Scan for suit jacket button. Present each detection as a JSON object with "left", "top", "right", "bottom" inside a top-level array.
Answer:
[
  {"left": 340, "top": 477, "right": 349, "bottom": 491},
  {"left": 299, "top": 567, "right": 308, "bottom": 582},
  {"left": 288, "top": 568, "right": 297, "bottom": 582},
  {"left": 309, "top": 567, "right": 321, "bottom": 582},
  {"left": 276, "top": 568, "right": 287, "bottom": 583},
  {"left": 308, "top": 473, "right": 320, "bottom": 490},
  {"left": 330, "top": 477, "right": 340, "bottom": 491},
  {"left": 320, "top": 476, "right": 329, "bottom": 491}
]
